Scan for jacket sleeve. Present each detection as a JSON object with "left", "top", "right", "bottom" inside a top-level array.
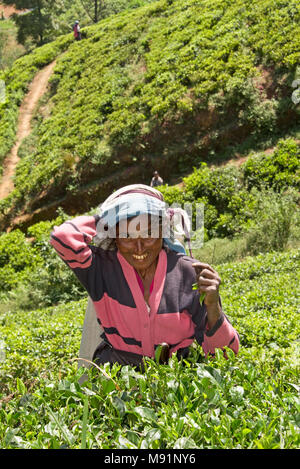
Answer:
[
  {"left": 202, "top": 312, "right": 240, "bottom": 355},
  {"left": 180, "top": 256, "right": 240, "bottom": 356},
  {"left": 50, "top": 215, "right": 100, "bottom": 270}
]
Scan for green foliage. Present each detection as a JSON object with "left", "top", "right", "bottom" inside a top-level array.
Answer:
[
  {"left": 0, "top": 214, "right": 86, "bottom": 308},
  {"left": 0, "top": 229, "right": 42, "bottom": 291},
  {"left": 163, "top": 138, "right": 300, "bottom": 239},
  {"left": 242, "top": 187, "right": 299, "bottom": 255},
  {"left": 1, "top": 0, "right": 156, "bottom": 48},
  {"left": 156, "top": 184, "right": 186, "bottom": 206},
  {"left": 193, "top": 237, "right": 247, "bottom": 266},
  {"left": 0, "top": 19, "right": 25, "bottom": 70},
  {"left": 193, "top": 187, "right": 300, "bottom": 264},
  {"left": 0, "top": 33, "right": 73, "bottom": 169},
  {"left": 0, "top": 249, "right": 299, "bottom": 449},
  {"left": 242, "top": 138, "right": 300, "bottom": 191},
  {"left": 0, "top": 0, "right": 299, "bottom": 217},
  {"left": 184, "top": 163, "right": 242, "bottom": 212},
  {"left": 12, "top": 1, "right": 56, "bottom": 46}
]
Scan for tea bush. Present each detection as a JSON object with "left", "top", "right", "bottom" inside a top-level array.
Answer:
[
  {"left": 242, "top": 138, "right": 300, "bottom": 191},
  {"left": 0, "top": 214, "right": 86, "bottom": 309},
  {"left": 0, "top": 249, "right": 299, "bottom": 449},
  {"left": 242, "top": 187, "right": 299, "bottom": 255},
  {"left": 0, "top": 0, "right": 299, "bottom": 218},
  {"left": 159, "top": 138, "right": 300, "bottom": 239}
]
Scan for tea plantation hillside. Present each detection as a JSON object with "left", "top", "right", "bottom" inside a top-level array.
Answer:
[
  {"left": 0, "top": 249, "right": 299, "bottom": 449},
  {"left": 0, "top": 0, "right": 299, "bottom": 230}
]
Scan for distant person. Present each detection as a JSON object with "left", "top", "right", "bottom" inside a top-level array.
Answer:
[
  {"left": 150, "top": 171, "right": 164, "bottom": 187},
  {"left": 73, "top": 20, "right": 81, "bottom": 41}
]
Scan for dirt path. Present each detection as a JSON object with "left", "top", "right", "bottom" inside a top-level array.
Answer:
[
  {"left": 0, "top": 2, "right": 28, "bottom": 18},
  {"left": 0, "top": 61, "right": 56, "bottom": 200}
]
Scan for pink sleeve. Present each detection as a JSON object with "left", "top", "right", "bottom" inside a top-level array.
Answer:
[
  {"left": 202, "top": 315, "right": 239, "bottom": 356},
  {"left": 50, "top": 215, "right": 98, "bottom": 269}
]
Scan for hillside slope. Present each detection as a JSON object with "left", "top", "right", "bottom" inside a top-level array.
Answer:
[
  {"left": 0, "top": 61, "right": 56, "bottom": 199},
  {"left": 0, "top": 0, "right": 299, "bottom": 230}
]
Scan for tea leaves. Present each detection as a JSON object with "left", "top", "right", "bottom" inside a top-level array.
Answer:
[{"left": 0, "top": 250, "right": 299, "bottom": 448}]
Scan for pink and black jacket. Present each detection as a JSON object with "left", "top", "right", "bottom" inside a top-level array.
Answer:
[{"left": 50, "top": 215, "right": 239, "bottom": 359}]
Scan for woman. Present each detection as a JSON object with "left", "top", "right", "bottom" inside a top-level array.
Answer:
[{"left": 50, "top": 184, "right": 239, "bottom": 368}]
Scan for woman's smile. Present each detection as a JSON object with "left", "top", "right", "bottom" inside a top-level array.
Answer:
[{"left": 132, "top": 253, "right": 148, "bottom": 260}]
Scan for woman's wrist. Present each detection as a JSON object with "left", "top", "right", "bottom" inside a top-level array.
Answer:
[{"left": 205, "top": 300, "right": 223, "bottom": 330}]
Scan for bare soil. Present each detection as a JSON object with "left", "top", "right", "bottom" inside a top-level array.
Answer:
[{"left": 0, "top": 2, "right": 28, "bottom": 18}]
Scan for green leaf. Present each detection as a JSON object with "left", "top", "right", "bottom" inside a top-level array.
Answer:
[
  {"left": 133, "top": 406, "right": 157, "bottom": 422},
  {"left": 229, "top": 386, "right": 245, "bottom": 403},
  {"left": 174, "top": 437, "right": 198, "bottom": 449},
  {"left": 118, "top": 435, "right": 137, "bottom": 449},
  {"left": 112, "top": 396, "right": 126, "bottom": 418},
  {"left": 16, "top": 378, "right": 26, "bottom": 395},
  {"left": 80, "top": 397, "right": 89, "bottom": 450}
]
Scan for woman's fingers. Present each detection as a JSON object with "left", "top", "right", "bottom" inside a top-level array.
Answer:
[
  {"left": 192, "top": 262, "right": 217, "bottom": 273},
  {"left": 198, "top": 276, "right": 220, "bottom": 286},
  {"left": 192, "top": 262, "right": 221, "bottom": 306},
  {"left": 192, "top": 263, "right": 221, "bottom": 284}
]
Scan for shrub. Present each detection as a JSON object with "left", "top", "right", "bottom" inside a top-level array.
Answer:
[
  {"left": 0, "top": 229, "right": 35, "bottom": 271},
  {"left": 193, "top": 236, "right": 247, "bottom": 265},
  {"left": 1, "top": 0, "right": 299, "bottom": 218},
  {"left": 0, "top": 214, "right": 86, "bottom": 309},
  {"left": 242, "top": 187, "right": 299, "bottom": 255},
  {"left": 157, "top": 184, "right": 187, "bottom": 207},
  {"left": 182, "top": 164, "right": 255, "bottom": 237},
  {"left": 0, "top": 249, "right": 299, "bottom": 449},
  {"left": 242, "top": 138, "right": 300, "bottom": 191}
]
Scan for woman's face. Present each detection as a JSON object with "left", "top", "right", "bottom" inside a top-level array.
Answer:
[{"left": 115, "top": 214, "right": 163, "bottom": 271}]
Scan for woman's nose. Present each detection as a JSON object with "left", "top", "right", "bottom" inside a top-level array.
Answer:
[{"left": 135, "top": 238, "right": 144, "bottom": 252}]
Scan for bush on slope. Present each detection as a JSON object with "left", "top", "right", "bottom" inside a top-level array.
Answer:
[{"left": 0, "top": 0, "right": 299, "bottom": 225}]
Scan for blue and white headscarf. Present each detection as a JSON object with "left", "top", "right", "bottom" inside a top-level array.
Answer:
[{"left": 94, "top": 184, "right": 192, "bottom": 255}]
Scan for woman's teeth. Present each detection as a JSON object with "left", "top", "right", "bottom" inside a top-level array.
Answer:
[{"left": 133, "top": 253, "right": 148, "bottom": 260}]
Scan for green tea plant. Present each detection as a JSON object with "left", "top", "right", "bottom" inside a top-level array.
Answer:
[
  {"left": 0, "top": 214, "right": 86, "bottom": 310},
  {"left": 0, "top": 249, "right": 299, "bottom": 449},
  {"left": 159, "top": 138, "right": 300, "bottom": 239},
  {"left": 241, "top": 138, "right": 300, "bottom": 191},
  {"left": 0, "top": 0, "right": 299, "bottom": 222}
]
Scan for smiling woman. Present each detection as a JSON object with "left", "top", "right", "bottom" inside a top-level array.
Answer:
[{"left": 50, "top": 184, "right": 239, "bottom": 369}]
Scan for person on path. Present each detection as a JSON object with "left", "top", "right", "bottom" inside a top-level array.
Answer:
[
  {"left": 150, "top": 171, "right": 164, "bottom": 187},
  {"left": 73, "top": 20, "right": 81, "bottom": 41},
  {"left": 50, "top": 184, "right": 239, "bottom": 368}
]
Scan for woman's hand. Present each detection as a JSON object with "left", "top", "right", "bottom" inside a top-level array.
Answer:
[{"left": 192, "top": 262, "right": 222, "bottom": 329}]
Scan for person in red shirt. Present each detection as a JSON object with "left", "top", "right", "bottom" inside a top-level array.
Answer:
[{"left": 73, "top": 20, "right": 81, "bottom": 41}]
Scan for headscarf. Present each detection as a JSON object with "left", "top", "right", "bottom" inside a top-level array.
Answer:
[{"left": 94, "top": 184, "right": 192, "bottom": 256}]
